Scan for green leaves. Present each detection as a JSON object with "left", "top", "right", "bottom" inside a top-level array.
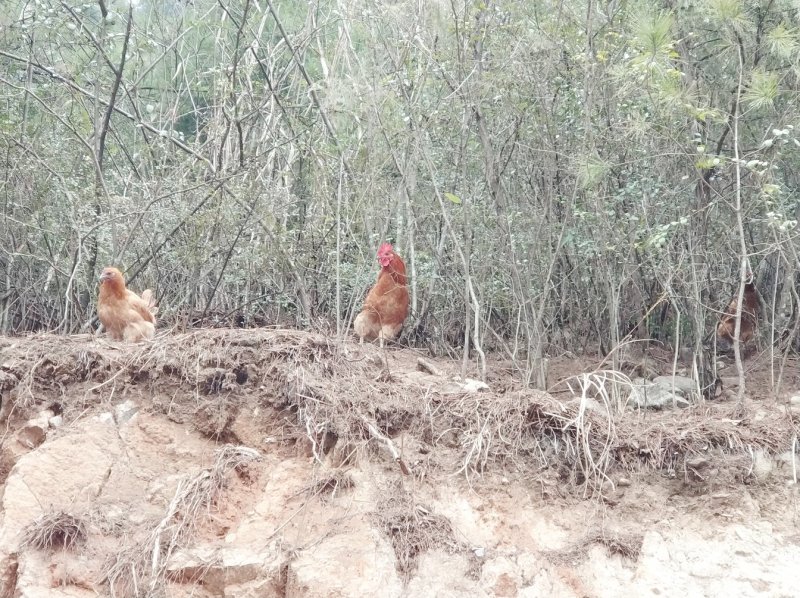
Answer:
[
  {"left": 743, "top": 70, "right": 779, "bottom": 111},
  {"left": 444, "top": 192, "right": 462, "bottom": 205},
  {"left": 766, "top": 23, "right": 799, "bottom": 60},
  {"left": 632, "top": 11, "right": 675, "bottom": 60},
  {"left": 576, "top": 156, "right": 611, "bottom": 190},
  {"left": 625, "top": 9, "right": 683, "bottom": 100},
  {"left": 708, "top": 0, "right": 744, "bottom": 22}
]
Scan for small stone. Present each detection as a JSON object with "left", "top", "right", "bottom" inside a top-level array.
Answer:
[
  {"left": 48, "top": 415, "right": 63, "bottom": 428},
  {"left": 114, "top": 400, "right": 139, "bottom": 425},
  {"left": 16, "top": 422, "right": 46, "bottom": 448},
  {"left": 789, "top": 395, "right": 800, "bottom": 407},
  {"left": 16, "top": 411, "right": 52, "bottom": 448},
  {"left": 472, "top": 547, "right": 486, "bottom": 559},
  {"left": 776, "top": 451, "right": 797, "bottom": 476},
  {"left": 753, "top": 409, "right": 770, "bottom": 422},
  {"left": 462, "top": 378, "right": 489, "bottom": 392},
  {"left": 366, "top": 354, "right": 383, "bottom": 367},
  {"left": 751, "top": 449, "right": 773, "bottom": 481},
  {"left": 630, "top": 381, "right": 690, "bottom": 410},
  {"left": 652, "top": 375, "right": 697, "bottom": 395},
  {"left": 565, "top": 396, "right": 607, "bottom": 416},
  {"left": 686, "top": 456, "right": 710, "bottom": 469},
  {"left": 441, "top": 378, "right": 490, "bottom": 395},
  {"left": 618, "top": 477, "right": 631, "bottom": 487}
]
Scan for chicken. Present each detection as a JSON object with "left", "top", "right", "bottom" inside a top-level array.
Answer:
[
  {"left": 716, "top": 279, "right": 759, "bottom": 351},
  {"left": 354, "top": 243, "right": 409, "bottom": 347},
  {"left": 97, "top": 267, "right": 158, "bottom": 342}
]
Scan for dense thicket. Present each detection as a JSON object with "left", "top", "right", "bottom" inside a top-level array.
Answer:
[{"left": 1, "top": 0, "right": 799, "bottom": 385}]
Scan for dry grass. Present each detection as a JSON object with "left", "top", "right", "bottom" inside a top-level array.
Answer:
[
  {"left": 300, "top": 470, "right": 355, "bottom": 500},
  {"left": 1, "top": 329, "right": 797, "bottom": 497},
  {"left": 374, "top": 480, "right": 463, "bottom": 579},
  {"left": 104, "top": 444, "right": 260, "bottom": 597},
  {"left": 549, "top": 529, "right": 644, "bottom": 565},
  {"left": 1, "top": 329, "right": 798, "bottom": 597},
  {"left": 615, "top": 403, "right": 795, "bottom": 475},
  {"left": 21, "top": 511, "right": 87, "bottom": 551},
  {"left": 589, "top": 531, "right": 644, "bottom": 559}
]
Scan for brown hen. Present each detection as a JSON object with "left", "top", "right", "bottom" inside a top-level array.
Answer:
[
  {"left": 717, "top": 280, "right": 759, "bottom": 351},
  {"left": 97, "top": 267, "right": 158, "bottom": 342}
]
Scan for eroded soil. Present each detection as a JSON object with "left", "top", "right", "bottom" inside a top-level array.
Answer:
[{"left": 0, "top": 330, "right": 797, "bottom": 597}]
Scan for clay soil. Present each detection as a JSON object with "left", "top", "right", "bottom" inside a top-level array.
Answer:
[{"left": 0, "top": 329, "right": 798, "bottom": 597}]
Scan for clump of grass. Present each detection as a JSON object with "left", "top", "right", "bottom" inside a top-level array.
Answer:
[
  {"left": 301, "top": 471, "right": 355, "bottom": 500},
  {"left": 21, "top": 511, "right": 87, "bottom": 551},
  {"left": 374, "top": 481, "right": 463, "bottom": 579},
  {"left": 589, "top": 531, "right": 643, "bottom": 559},
  {"left": 548, "top": 529, "right": 644, "bottom": 566}
]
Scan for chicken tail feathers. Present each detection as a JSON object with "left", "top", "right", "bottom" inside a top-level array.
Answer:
[{"left": 140, "top": 289, "right": 159, "bottom": 315}]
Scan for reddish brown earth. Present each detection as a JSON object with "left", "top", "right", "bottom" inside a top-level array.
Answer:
[{"left": 0, "top": 329, "right": 797, "bottom": 597}]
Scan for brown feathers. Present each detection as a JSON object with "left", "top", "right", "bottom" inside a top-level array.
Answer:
[
  {"left": 716, "top": 282, "right": 759, "bottom": 350},
  {"left": 354, "top": 243, "right": 409, "bottom": 347},
  {"left": 97, "top": 267, "right": 158, "bottom": 342}
]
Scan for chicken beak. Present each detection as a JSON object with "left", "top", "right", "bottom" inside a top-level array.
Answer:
[{"left": 99, "top": 272, "right": 110, "bottom": 283}]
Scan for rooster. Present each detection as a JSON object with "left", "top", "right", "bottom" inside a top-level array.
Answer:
[
  {"left": 354, "top": 243, "right": 409, "bottom": 347},
  {"left": 97, "top": 267, "right": 158, "bottom": 342}
]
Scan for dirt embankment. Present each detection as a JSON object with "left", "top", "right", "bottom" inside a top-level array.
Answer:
[{"left": 0, "top": 329, "right": 798, "bottom": 598}]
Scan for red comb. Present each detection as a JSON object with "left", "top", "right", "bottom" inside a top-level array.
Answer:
[{"left": 378, "top": 242, "right": 393, "bottom": 254}]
